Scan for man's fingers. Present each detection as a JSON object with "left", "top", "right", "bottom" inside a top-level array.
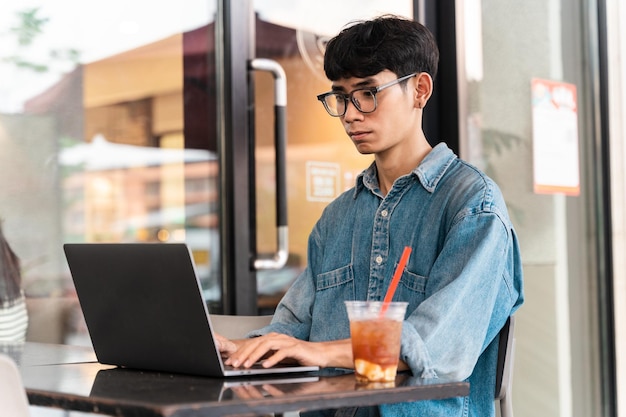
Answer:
[
  {"left": 226, "top": 333, "right": 295, "bottom": 368},
  {"left": 214, "top": 332, "right": 238, "bottom": 355}
]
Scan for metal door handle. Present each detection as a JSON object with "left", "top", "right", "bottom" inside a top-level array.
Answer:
[{"left": 248, "top": 58, "right": 288, "bottom": 270}]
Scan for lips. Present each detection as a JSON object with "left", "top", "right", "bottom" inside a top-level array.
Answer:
[{"left": 349, "top": 131, "right": 370, "bottom": 141}]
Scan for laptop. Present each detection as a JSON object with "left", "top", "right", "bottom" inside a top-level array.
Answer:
[{"left": 63, "top": 243, "right": 319, "bottom": 377}]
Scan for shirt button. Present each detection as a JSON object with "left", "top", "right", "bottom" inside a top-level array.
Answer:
[
  {"left": 381, "top": 210, "right": 388, "bottom": 217},
  {"left": 375, "top": 255, "right": 383, "bottom": 264}
]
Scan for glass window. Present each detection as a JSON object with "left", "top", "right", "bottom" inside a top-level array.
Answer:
[
  {"left": 607, "top": 0, "right": 626, "bottom": 412},
  {"left": 458, "top": 0, "right": 606, "bottom": 415},
  {"left": 0, "top": 1, "right": 217, "bottom": 344}
]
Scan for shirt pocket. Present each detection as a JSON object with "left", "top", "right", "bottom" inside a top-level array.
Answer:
[
  {"left": 312, "top": 264, "right": 355, "bottom": 339},
  {"left": 316, "top": 264, "right": 355, "bottom": 292},
  {"left": 397, "top": 269, "right": 428, "bottom": 308}
]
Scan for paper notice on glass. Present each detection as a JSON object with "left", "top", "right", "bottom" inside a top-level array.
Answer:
[
  {"left": 306, "top": 161, "right": 340, "bottom": 202},
  {"left": 531, "top": 78, "right": 580, "bottom": 196}
]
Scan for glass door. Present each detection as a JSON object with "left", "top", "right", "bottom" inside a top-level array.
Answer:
[{"left": 248, "top": 1, "right": 414, "bottom": 313}]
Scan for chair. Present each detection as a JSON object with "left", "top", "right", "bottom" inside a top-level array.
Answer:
[
  {"left": 210, "top": 314, "right": 273, "bottom": 339},
  {"left": 495, "top": 315, "right": 516, "bottom": 417},
  {"left": 0, "top": 353, "right": 30, "bottom": 417}
]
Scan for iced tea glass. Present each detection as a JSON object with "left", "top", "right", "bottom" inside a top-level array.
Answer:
[{"left": 345, "top": 301, "right": 408, "bottom": 383}]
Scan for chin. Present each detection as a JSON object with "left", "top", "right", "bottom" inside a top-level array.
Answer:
[{"left": 353, "top": 143, "right": 375, "bottom": 155}]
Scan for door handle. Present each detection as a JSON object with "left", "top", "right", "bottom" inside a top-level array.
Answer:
[{"left": 248, "top": 58, "right": 288, "bottom": 270}]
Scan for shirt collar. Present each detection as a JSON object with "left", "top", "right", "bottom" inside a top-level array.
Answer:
[{"left": 354, "top": 142, "right": 457, "bottom": 197}]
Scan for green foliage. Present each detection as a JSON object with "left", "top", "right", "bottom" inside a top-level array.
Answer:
[
  {"left": 480, "top": 128, "right": 526, "bottom": 225},
  {"left": 482, "top": 128, "right": 523, "bottom": 156},
  {"left": 2, "top": 7, "right": 81, "bottom": 74},
  {"left": 2, "top": 56, "right": 48, "bottom": 72},
  {"left": 10, "top": 8, "right": 49, "bottom": 47}
]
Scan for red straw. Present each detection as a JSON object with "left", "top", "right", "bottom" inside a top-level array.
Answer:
[{"left": 380, "top": 246, "right": 412, "bottom": 316}]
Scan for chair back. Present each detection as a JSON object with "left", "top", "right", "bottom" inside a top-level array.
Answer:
[
  {"left": 495, "top": 315, "right": 516, "bottom": 417},
  {"left": 210, "top": 314, "right": 273, "bottom": 339},
  {"left": 0, "top": 353, "right": 30, "bottom": 417}
]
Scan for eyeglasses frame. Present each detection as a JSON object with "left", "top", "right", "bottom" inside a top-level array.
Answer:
[{"left": 316, "top": 73, "right": 418, "bottom": 117}]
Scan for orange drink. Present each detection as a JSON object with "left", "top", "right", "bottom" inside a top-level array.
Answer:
[{"left": 345, "top": 301, "right": 408, "bottom": 383}]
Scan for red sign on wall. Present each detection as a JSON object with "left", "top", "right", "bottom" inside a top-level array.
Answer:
[{"left": 531, "top": 78, "right": 580, "bottom": 196}]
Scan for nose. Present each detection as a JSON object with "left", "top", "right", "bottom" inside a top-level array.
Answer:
[{"left": 343, "top": 99, "right": 363, "bottom": 122}]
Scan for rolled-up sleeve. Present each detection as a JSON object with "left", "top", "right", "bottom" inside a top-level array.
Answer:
[{"left": 247, "top": 267, "right": 315, "bottom": 340}]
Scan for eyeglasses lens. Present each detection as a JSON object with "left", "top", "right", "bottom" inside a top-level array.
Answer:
[
  {"left": 353, "top": 90, "right": 375, "bottom": 113},
  {"left": 324, "top": 90, "right": 376, "bottom": 116},
  {"left": 323, "top": 94, "right": 342, "bottom": 117}
]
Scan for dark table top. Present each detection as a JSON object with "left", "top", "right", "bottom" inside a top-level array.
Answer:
[{"left": 7, "top": 343, "right": 469, "bottom": 417}]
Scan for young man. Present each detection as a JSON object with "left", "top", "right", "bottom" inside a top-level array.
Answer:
[{"left": 217, "top": 15, "right": 524, "bottom": 417}]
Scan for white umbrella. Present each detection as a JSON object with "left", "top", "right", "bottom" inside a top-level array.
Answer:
[{"left": 58, "top": 134, "right": 215, "bottom": 171}]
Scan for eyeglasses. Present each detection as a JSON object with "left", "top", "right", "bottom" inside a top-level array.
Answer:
[{"left": 316, "top": 73, "right": 417, "bottom": 117}]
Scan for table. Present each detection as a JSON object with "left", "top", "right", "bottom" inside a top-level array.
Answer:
[
  {"left": 8, "top": 343, "right": 469, "bottom": 417},
  {"left": 2, "top": 341, "right": 97, "bottom": 367}
]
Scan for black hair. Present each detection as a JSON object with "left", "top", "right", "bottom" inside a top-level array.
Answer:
[{"left": 323, "top": 15, "right": 439, "bottom": 82}]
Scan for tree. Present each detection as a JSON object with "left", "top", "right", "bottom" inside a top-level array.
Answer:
[{"left": 2, "top": 7, "right": 80, "bottom": 73}]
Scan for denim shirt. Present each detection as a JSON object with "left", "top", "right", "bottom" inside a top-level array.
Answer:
[{"left": 251, "top": 143, "right": 524, "bottom": 417}]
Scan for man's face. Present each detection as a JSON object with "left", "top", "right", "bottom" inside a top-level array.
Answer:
[{"left": 330, "top": 70, "right": 421, "bottom": 156}]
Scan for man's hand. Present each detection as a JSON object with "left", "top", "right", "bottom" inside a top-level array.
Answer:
[
  {"left": 214, "top": 332, "right": 240, "bottom": 358},
  {"left": 221, "top": 332, "right": 354, "bottom": 369},
  {"left": 215, "top": 331, "right": 409, "bottom": 373}
]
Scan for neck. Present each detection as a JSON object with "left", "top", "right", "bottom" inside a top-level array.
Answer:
[{"left": 375, "top": 136, "right": 432, "bottom": 196}]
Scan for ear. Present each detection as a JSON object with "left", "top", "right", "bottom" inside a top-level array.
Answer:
[{"left": 414, "top": 73, "right": 433, "bottom": 109}]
